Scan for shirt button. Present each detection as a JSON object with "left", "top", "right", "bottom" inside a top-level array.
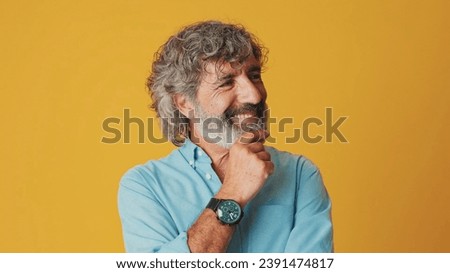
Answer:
[
  {"left": 198, "top": 150, "right": 203, "bottom": 157},
  {"left": 188, "top": 160, "right": 194, "bottom": 166},
  {"left": 205, "top": 173, "right": 212, "bottom": 180}
]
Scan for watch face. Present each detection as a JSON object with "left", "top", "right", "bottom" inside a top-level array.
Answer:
[{"left": 217, "top": 200, "right": 242, "bottom": 224}]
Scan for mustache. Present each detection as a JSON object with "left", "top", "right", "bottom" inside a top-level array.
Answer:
[{"left": 224, "top": 101, "right": 266, "bottom": 120}]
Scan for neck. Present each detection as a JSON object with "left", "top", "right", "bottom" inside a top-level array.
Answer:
[{"left": 189, "top": 127, "right": 230, "bottom": 181}]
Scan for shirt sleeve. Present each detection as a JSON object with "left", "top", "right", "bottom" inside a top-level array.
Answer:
[
  {"left": 117, "top": 167, "right": 191, "bottom": 253},
  {"left": 284, "top": 158, "right": 334, "bottom": 252}
]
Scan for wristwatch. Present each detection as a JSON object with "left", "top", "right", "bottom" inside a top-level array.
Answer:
[{"left": 206, "top": 198, "right": 243, "bottom": 225}]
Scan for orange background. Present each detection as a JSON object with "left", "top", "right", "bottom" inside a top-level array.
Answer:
[{"left": 1, "top": 0, "right": 449, "bottom": 252}]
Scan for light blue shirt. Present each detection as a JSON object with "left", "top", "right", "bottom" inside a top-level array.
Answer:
[{"left": 118, "top": 140, "right": 333, "bottom": 252}]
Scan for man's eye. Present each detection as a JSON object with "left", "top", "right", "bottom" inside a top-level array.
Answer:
[
  {"left": 250, "top": 73, "right": 262, "bottom": 81},
  {"left": 219, "top": 80, "right": 234, "bottom": 88}
]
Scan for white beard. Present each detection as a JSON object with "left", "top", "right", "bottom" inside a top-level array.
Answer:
[{"left": 193, "top": 105, "right": 243, "bottom": 149}]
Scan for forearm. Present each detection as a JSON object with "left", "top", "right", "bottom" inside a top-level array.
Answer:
[
  {"left": 187, "top": 134, "right": 273, "bottom": 253},
  {"left": 187, "top": 181, "right": 250, "bottom": 253},
  {"left": 187, "top": 209, "right": 235, "bottom": 252}
]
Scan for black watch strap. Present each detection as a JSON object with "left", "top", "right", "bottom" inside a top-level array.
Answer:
[{"left": 206, "top": 198, "right": 221, "bottom": 212}]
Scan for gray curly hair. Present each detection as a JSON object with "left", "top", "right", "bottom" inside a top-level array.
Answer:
[{"left": 147, "top": 20, "right": 267, "bottom": 146}]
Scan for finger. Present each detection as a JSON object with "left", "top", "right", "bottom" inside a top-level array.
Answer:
[
  {"left": 238, "top": 130, "right": 268, "bottom": 144},
  {"left": 247, "top": 142, "right": 264, "bottom": 153},
  {"left": 255, "top": 151, "right": 271, "bottom": 161},
  {"left": 265, "top": 161, "right": 275, "bottom": 175},
  {"left": 258, "top": 130, "right": 270, "bottom": 143}
]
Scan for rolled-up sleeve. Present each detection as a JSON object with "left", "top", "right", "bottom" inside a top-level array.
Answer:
[
  {"left": 284, "top": 158, "right": 334, "bottom": 253},
  {"left": 118, "top": 168, "right": 191, "bottom": 253}
]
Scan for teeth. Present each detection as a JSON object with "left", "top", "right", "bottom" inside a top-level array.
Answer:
[{"left": 236, "top": 114, "right": 253, "bottom": 120}]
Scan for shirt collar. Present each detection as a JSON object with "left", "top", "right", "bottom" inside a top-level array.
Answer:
[{"left": 179, "top": 138, "right": 212, "bottom": 165}]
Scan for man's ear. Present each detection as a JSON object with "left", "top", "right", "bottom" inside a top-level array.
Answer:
[{"left": 173, "top": 94, "right": 194, "bottom": 118}]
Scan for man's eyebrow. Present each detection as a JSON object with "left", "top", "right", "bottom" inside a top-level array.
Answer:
[
  {"left": 213, "top": 73, "right": 236, "bottom": 86},
  {"left": 217, "top": 65, "right": 261, "bottom": 81},
  {"left": 212, "top": 64, "right": 262, "bottom": 87},
  {"left": 217, "top": 73, "right": 235, "bottom": 81}
]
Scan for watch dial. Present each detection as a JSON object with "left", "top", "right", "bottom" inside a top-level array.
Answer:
[{"left": 217, "top": 200, "right": 242, "bottom": 224}]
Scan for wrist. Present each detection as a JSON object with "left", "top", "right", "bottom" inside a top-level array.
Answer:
[
  {"left": 206, "top": 197, "right": 244, "bottom": 225},
  {"left": 215, "top": 190, "right": 247, "bottom": 208}
]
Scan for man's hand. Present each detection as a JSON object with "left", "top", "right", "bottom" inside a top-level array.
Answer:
[
  {"left": 216, "top": 130, "right": 275, "bottom": 207},
  {"left": 187, "top": 130, "right": 274, "bottom": 252}
]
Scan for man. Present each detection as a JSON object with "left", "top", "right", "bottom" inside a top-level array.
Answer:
[{"left": 118, "top": 21, "right": 333, "bottom": 253}]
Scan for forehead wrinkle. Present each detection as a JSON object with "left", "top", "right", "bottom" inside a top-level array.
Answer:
[
  {"left": 200, "top": 55, "right": 260, "bottom": 87},
  {"left": 202, "top": 61, "right": 238, "bottom": 85},
  {"left": 200, "top": 62, "right": 221, "bottom": 86},
  {"left": 215, "top": 61, "right": 239, "bottom": 80}
]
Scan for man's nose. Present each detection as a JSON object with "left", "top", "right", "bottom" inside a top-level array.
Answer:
[{"left": 236, "top": 76, "right": 263, "bottom": 105}]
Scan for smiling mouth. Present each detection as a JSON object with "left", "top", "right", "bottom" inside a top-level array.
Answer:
[{"left": 229, "top": 113, "right": 262, "bottom": 131}]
